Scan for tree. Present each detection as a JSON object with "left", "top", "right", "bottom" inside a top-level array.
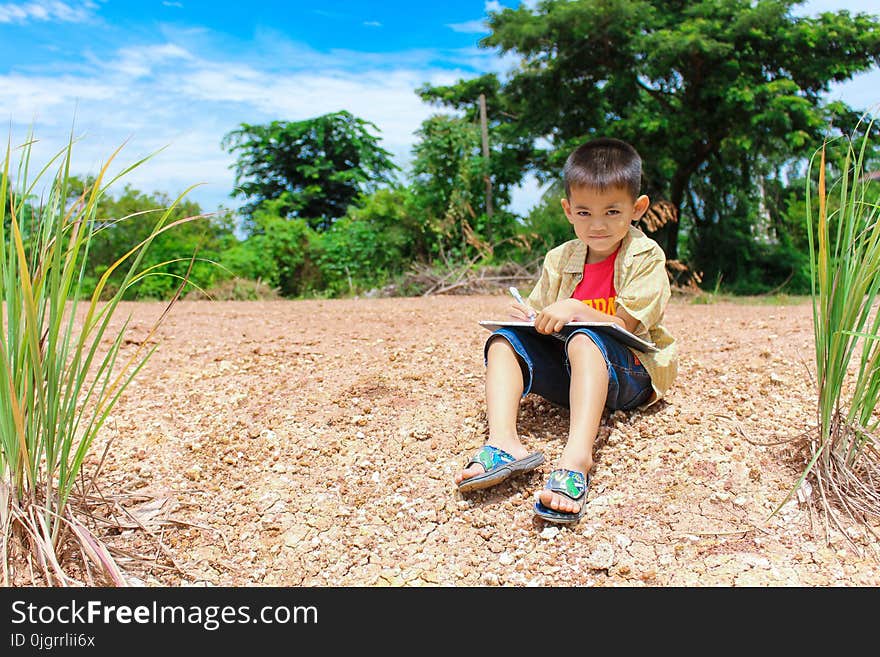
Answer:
[
  {"left": 222, "top": 111, "right": 399, "bottom": 232},
  {"left": 63, "top": 177, "right": 230, "bottom": 299},
  {"left": 420, "top": 0, "right": 880, "bottom": 276}
]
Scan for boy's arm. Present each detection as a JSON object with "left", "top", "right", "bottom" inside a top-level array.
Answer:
[
  {"left": 615, "top": 249, "right": 671, "bottom": 336},
  {"left": 535, "top": 298, "right": 638, "bottom": 334},
  {"left": 572, "top": 301, "right": 640, "bottom": 333},
  {"left": 526, "top": 249, "right": 560, "bottom": 312}
]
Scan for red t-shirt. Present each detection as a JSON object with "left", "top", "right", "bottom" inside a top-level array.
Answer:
[{"left": 571, "top": 247, "right": 618, "bottom": 316}]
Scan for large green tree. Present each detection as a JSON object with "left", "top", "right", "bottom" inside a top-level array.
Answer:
[
  {"left": 420, "top": 0, "right": 880, "bottom": 272},
  {"left": 409, "top": 113, "right": 527, "bottom": 260},
  {"left": 222, "top": 110, "right": 399, "bottom": 232}
]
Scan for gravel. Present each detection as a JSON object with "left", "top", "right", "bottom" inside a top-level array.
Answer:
[{"left": 64, "top": 294, "right": 880, "bottom": 586}]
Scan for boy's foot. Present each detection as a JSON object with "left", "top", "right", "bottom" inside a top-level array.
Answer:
[
  {"left": 534, "top": 466, "right": 591, "bottom": 524},
  {"left": 454, "top": 442, "right": 543, "bottom": 493}
]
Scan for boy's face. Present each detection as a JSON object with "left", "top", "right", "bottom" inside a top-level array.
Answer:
[{"left": 561, "top": 185, "right": 650, "bottom": 261}]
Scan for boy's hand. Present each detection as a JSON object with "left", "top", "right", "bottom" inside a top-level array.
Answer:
[
  {"left": 508, "top": 302, "right": 536, "bottom": 321},
  {"left": 533, "top": 299, "right": 584, "bottom": 334}
]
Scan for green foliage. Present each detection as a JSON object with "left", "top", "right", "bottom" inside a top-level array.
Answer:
[
  {"left": 222, "top": 111, "right": 399, "bottom": 232},
  {"left": 185, "top": 277, "right": 280, "bottom": 301},
  {"left": 791, "top": 118, "right": 880, "bottom": 524},
  {"left": 0, "top": 134, "right": 203, "bottom": 584},
  {"left": 514, "top": 181, "right": 572, "bottom": 259},
  {"left": 251, "top": 209, "right": 322, "bottom": 297},
  {"left": 409, "top": 114, "right": 521, "bottom": 262},
  {"left": 420, "top": 0, "right": 880, "bottom": 289},
  {"left": 58, "top": 177, "right": 231, "bottom": 300},
  {"left": 315, "top": 216, "right": 392, "bottom": 295},
  {"left": 313, "top": 187, "right": 424, "bottom": 295},
  {"left": 416, "top": 74, "right": 535, "bottom": 182},
  {"left": 689, "top": 200, "right": 813, "bottom": 294},
  {"left": 216, "top": 239, "right": 279, "bottom": 287}
]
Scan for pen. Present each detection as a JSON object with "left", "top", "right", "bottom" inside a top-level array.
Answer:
[{"left": 508, "top": 286, "right": 536, "bottom": 320}]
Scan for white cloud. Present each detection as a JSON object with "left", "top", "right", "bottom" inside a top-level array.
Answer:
[
  {"left": 180, "top": 62, "right": 463, "bottom": 164},
  {"left": 447, "top": 19, "right": 488, "bottom": 34},
  {"left": 0, "top": 0, "right": 97, "bottom": 24},
  {"left": 111, "top": 43, "right": 193, "bottom": 77},
  {"left": 446, "top": 1, "right": 508, "bottom": 35},
  {"left": 0, "top": 73, "right": 115, "bottom": 121},
  {"left": 1, "top": 37, "right": 486, "bottom": 214},
  {"left": 363, "top": 20, "right": 381, "bottom": 27}
]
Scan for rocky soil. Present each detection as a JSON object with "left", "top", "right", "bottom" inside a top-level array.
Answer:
[{"left": 58, "top": 295, "right": 880, "bottom": 586}]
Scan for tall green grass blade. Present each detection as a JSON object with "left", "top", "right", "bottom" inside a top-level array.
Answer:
[
  {"left": 0, "top": 131, "right": 205, "bottom": 584},
  {"left": 797, "top": 115, "right": 880, "bottom": 531}
]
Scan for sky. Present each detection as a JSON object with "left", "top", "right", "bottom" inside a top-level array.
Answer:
[{"left": 1, "top": 0, "right": 878, "bottom": 220}]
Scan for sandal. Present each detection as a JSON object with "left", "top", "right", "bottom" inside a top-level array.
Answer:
[
  {"left": 456, "top": 445, "right": 545, "bottom": 493},
  {"left": 533, "top": 468, "right": 590, "bottom": 524}
]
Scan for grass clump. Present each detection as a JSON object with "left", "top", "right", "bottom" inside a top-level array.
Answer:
[
  {"left": 795, "top": 117, "right": 880, "bottom": 543},
  {"left": 0, "top": 132, "right": 202, "bottom": 585}
]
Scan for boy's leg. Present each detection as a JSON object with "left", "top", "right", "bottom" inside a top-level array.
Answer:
[
  {"left": 454, "top": 336, "right": 532, "bottom": 486},
  {"left": 536, "top": 332, "right": 607, "bottom": 515}
]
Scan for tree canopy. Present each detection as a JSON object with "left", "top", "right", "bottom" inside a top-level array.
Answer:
[
  {"left": 420, "top": 0, "right": 880, "bottom": 268},
  {"left": 222, "top": 110, "right": 399, "bottom": 232}
]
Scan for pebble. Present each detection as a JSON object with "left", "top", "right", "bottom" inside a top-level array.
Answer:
[
  {"left": 480, "top": 572, "right": 500, "bottom": 585},
  {"left": 585, "top": 542, "right": 615, "bottom": 570},
  {"left": 539, "top": 527, "right": 559, "bottom": 540}
]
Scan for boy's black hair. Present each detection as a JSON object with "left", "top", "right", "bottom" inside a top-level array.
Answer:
[{"left": 563, "top": 137, "right": 642, "bottom": 199}]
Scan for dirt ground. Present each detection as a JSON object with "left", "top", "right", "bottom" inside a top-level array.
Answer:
[{"left": 70, "top": 294, "right": 880, "bottom": 586}]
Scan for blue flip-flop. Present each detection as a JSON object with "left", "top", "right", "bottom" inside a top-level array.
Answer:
[
  {"left": 533, "top": 468, "right": 590, "bottom": 524},
  {"left": 456, "top": 445, "right": 545, "bottom": 493}
]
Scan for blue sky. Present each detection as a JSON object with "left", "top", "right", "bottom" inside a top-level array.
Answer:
[{"left": 1, "top": 0, "right": 878, "bottom": 219}]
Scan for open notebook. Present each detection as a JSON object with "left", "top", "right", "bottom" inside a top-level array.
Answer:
[{"left": 478, "top": 320, "right": 658, "bottom": 353}]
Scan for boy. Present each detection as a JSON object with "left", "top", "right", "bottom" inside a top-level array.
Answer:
[{"left": 454, "top": 137, "right": 677, "bottom": 524}]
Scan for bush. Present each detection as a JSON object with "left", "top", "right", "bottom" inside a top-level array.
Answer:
[{"left": 184, "top": 277, "right": 280, "bottom": 301}]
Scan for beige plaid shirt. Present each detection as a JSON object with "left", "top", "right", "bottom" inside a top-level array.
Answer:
[{"left": 525, "top": 226, "right": 678, "bottom": 406}]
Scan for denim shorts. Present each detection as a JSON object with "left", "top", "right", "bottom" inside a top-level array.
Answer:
[{"left": 484, "top": 327, "right": 653, "bottom": 410}]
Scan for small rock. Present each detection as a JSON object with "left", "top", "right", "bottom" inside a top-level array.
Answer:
[
  {"left": 540, "top": 527, "right": 559, "bottom": 540},
  {"left": 283, "top": 526, "right": 310, "bottom": 547},
  {"left": 420, "top": 570, "right": 440, "bottom": 584},
  {"left": 585, "top": 541, "right": 615, "bottom": 570},
  {"left": 480, "top": 572, "right": 500, "bottom": 585}
]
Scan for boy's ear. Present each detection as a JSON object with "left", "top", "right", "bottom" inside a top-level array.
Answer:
[
  {"left": 633, "top": 194, "right": 650, "bottom": 220},
  {"left": 561, "top": 197, "right": 575, "bottom": 223}
]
